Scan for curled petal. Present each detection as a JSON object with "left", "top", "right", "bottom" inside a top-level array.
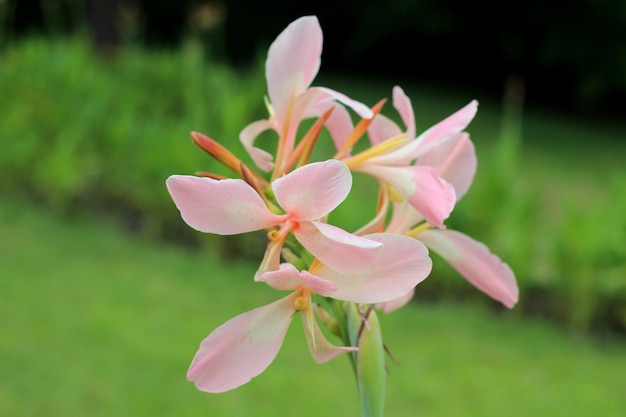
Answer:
[
  {"left": 258, "top": 263, "right": 337, "bottom": 296},
  {"left": 406, "top": 166, "right": 456, "bottom": 228},
  {"left": 294, "top": 221, "right": 383, "bottom": 274},
  {"left": 272, "top": 160, "right": 352, "bottom": 220},
  {"left": 240, "top": 119, "right": 277, "bottom": 172},
  {"left": 256, "top": 263, "right": 302, "bottom": 290},
  {"left": 414, "top": 100, "right": 478, "bottom": 157},
  {"left": 316, "top": 233, "right": 432, "bottom": 304},
  {"left": 417, "top": 229, "right": 518, "bottom": 308},
  {"left": 187, "top": 293, "right": 298, "bottom": 393},
  {"left": 302, "top": 304, "right": 356, "bottom": 363},
  {"left": 357, "top": 165, "right": 456, "bottom": 228},
  {"left": 417, "top": 133, "right": 476, "bottom": 201},
  {"left": 166, "top": 175, "right": 285, "bottom": 235},
  {"left": 266, "top": 15, "right": 322, "bottom": 120}
]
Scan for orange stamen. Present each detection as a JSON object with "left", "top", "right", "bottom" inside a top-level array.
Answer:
[{"left": 283, "top": 107, "right": 335, "bottom": 171}]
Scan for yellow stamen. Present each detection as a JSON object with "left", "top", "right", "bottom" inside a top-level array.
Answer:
[
  {"left": 406, "top": 222, "right": 430, "bottom": 238},
  {"left": 386, "top": 183, "right": 404, "bottom": 203},
  {"left": 267, "top": 230, "right": 280, "bottom": 241},
  {"left": 309, "top": 258, "right": 323, "bottom": 274},
  {"left": 343, "top": 134, "right": 407, "bottom": 170},
  {"left": 294, "top": 295, "right": 309, "bottom": 311}
]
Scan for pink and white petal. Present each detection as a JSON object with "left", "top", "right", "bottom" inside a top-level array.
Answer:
[
  {"left": 367, "top": 113, "right": 404, "bottom": 146},
  {"left": 317, "top": 233, "right": 432, "bottom": 304},
  {"left": 266, "top": 16, "right": 322, "bottom": 120},
  {"left": 414, "top": 100, "right": 478, "bottom": 157},
  {"left": 405, "top": 166, "right": 456, "bottom": 228},
  {"left": 417, "top": 229, "right": 518, "bottom": 308},
  {"left": 376, "top": 288, "right": 415, "bottom": 314},
  {"left": 272, "top": 160, "right": 352, "bottom": 220},
  {"left": 294, "top": 221, "right": 383, "bottom": 274},
  {"left": 187, "top": 293, "right": 298, "bottom": 393},
  {"left": 166, "top": 175, "right": 284, "bottom": 235},
  {"left": 392, "top": 86, "right": 416, "bottom": 139},
  {"left": 240, "top": 119, "right": 278, "bottom": 172},
  {"left": 301, "top": 304, "right": 356, "bottom": 363},
  {"left": 417, "top": 133, "right": 476, "bottom": 201}
]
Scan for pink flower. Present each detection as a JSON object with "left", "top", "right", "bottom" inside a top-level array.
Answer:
[
  {"left": 343, "top": 86, "right": 478, "bottom": 229},
  {"left": 166, "top": 160, "right": 383, "bottom": 275},
  {"left": 187, "top": 233, "right": 432, "bottom": 393},
  {"left": 239, "top": 15, "right": 373, "bottom": 177}
]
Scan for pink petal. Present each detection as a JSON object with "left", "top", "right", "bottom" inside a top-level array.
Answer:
[
  {"left": 240, "top": 119, "right": 277, "bottom": 172},
  {"left": 417, "top": 229, "right": 518, "bottom": 308},
  {"left": 414, "top": 100, "right": 478, "bottom": 157},
  {"left": 294, "top": 221, "right": 383, "bottom": 274},
  {"left": 391, "top": 86, "right": 416, "bottom": 139},
  {"left": 417, "top": 133, "right": 476, "bottom": 201},
  {"left": 301, "top": 305, "right": 356, "bottom": 363},
  {"left": 316, "top": 233, "right": 433, "bottom": 303},
  {"left": 187, "top": 293, "right": 298, "bottom": 393},
  {"left": 258, "top": 263, "right": 337, "bottom": 296},
  {"left": 266, "top": 16, "right": 322, "bottom": 121},
  {"left": 376, "top": 288, "right": 415, "bottom": 314},
  {"left": 272, "top": 160, "right": 352, "bottom": 220},
  {"left": 166, "top": 175, "right": 285, "bottom": 235}
]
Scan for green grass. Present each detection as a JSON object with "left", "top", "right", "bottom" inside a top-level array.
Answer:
[{"left": 1, "top": 198, "right": 625, "bottom": 417}]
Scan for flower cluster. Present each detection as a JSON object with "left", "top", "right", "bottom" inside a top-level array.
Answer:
[{"left": 166, "top": 16, "right": 518, "bottom": 396}]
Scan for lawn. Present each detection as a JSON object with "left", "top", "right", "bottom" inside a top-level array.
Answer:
[{"left": 1, "top": 198, "right": 625, "bottom": 417}]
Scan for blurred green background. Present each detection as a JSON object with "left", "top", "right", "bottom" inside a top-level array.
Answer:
[{"left": 1, "top": 1, "right": 625, "bottom": 416}]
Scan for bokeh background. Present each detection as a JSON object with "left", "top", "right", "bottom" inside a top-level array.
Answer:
[{"left": 1, "top": 1, "right": 625, "bottom": 416}]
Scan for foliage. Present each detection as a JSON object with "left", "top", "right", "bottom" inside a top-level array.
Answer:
[{"left": 0, "top": 36, "right": 624, "bottom": 335}]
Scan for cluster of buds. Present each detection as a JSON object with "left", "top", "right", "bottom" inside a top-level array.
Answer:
[{"left": 166, "top": 15, "right": 518, "bottom": 414}]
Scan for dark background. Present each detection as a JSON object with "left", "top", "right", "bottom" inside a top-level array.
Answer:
[{"left": 5, "top": 0, "right": 626, "bottom": 117}]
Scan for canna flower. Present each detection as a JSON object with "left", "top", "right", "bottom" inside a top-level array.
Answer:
[
  {"left": 343, "top": 86, "right": 478, "bottom": 228},
  {"left": 166, "top": 159, "right": 383, "bottom": 276},
  {"left": 240, "top": 15, "right": 373, "bottom": 178},
  {"left": 187, "top": 233, "right": 432, "bottom": 393}
]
